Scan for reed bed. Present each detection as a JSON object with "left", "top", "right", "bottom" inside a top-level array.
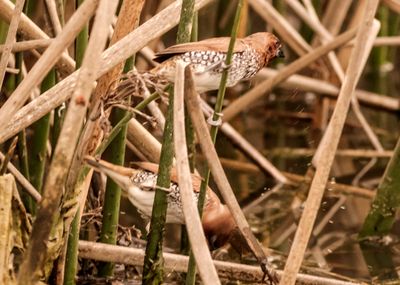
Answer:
[{"left": 0, "top": 1, "right": 399, "bottom": 284}]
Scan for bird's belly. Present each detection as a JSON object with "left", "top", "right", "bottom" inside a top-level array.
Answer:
[
  {"left": 192, "top": 71, "right": 222, "bottom": 92},
  {"left": 126, "top": 186, "right": 186, "bottom": 224},
  {"left": 127, "top": 188, "right": 155, "bottom": 218}
]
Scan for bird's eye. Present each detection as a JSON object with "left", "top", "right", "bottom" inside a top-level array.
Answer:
[{"left": 210, "top": 235, "right": 218, "bottom": 250}]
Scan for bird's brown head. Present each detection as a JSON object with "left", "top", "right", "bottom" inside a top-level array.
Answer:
[
  {"left": 202, "top": 202, "right": 251, "bottom": 254},
  {"left": 245, "top": 32, "right": 284, "bottom": 66},
  {"left": 202, "top": 203, "right": 236, "bottom": 250}
]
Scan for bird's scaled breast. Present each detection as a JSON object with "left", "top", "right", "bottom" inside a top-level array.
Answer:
[
  {"left": 126, "top": 171, "right": 200, "bottom": 224},
  {"left": 154, "top": 46, "right": 262, "bottom": 92}
]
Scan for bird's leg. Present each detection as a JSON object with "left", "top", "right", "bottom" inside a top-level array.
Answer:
[
  {"left": 145, "top": 221, "right": 151, "bottom": 233},
  {"left": 221, "top": 61, "right": 232, "bottom": 71},
  {"left": 112, "top": 104, "right": 156, "bottom": 123},
  {"left": 194, "top": 59, "right": 232, "bottom": 75}
]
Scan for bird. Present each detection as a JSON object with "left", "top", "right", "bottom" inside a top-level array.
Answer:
[
  {"left": 150, "top": 32, "right": 284, "bottom": 92},
  {"left": 85, "top": 156, "right": 249, "bottom": 252}
]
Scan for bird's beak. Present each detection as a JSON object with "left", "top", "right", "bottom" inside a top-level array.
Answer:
[
  {"left": 276, "top": 48, "right": 285, "bottom": 58},
  {"left": 84, "top": 156, "right": 134, "bottom": 192}
]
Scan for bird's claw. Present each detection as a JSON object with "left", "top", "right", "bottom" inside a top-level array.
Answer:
[
  {"left": 261, "top": 260, "right": 279, "bottom": 285},
  {"left": 221, "top": 62, "right": 232, "bottom": 71},
  {"left": 194, "top": 59, "right": 231, "bottom": 75}
]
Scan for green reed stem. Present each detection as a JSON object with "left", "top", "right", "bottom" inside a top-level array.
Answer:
[
  {"left": 142, "top": 87, "right": 174, "bottom": 285},
  {"left": 186, "top": 1, "right": 244, "bottom": 284}
]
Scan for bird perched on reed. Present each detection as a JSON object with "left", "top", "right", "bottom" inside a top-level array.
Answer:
[
  {"left": 110, "top": 32, "right": 283, "bottom": 106},
  {"left": 85, "top": 157, "right": 250, "bottom": 252},
  {"left": 150, "top": 32, "right": 284, "bottom": 92}
]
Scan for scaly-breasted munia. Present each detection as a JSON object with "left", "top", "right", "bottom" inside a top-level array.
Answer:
[
  {"left": 85, "top": 157, "right": 246, "bottom": 251},
  {"left": 150, "top": 32, "right": 283, "bottom": 92}
]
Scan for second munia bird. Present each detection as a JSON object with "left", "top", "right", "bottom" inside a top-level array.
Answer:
[{"left": 85, "top": 157, "right": 247, "bottom": 251}]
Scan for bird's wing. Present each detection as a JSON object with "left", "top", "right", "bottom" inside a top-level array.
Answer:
[
  {"left": 153, "top": 37, "right": 247, "bottom": 63},
  {"left": 133, "top": 162, "right": 210, "bottom": 194}
]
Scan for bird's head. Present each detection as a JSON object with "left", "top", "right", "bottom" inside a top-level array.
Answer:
[
  {"left": 246, "top": 32, "right": 284, "bottom": 66},
  {"left": 202, "top": 203, "right": 252, "bottom": 255},
  {"left": 202, "top": 203, "right": 237, "bottom": 250}
]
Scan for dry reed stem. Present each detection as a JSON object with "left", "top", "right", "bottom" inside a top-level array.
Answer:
[
  {"left": 0, "top": 39, "right": 53, "bottom": 52},
  {"left": 184, "top": 69, "right": 276, "bottom": 281},
  {"left": 0, "top": 0, "right": 75, "bottom": 74},
  {"left": 320, "top": 0, "right": 351, "bottom": 36},
  {"left": 196, "top": 157, "right": 374, "bottom": 199},
  {"left": 257, "top": 69, "right": 399, "bottom": 111},
  {"left": 285, "top": 0, "right": 345, "bottom": 79},
  {"left": 374, "top": 36, "right": 400, "bottom": 45},
  {"left": 137, "top": 102, "right": 375, "bottom": 199},
  {"left": 222, "top": 28, "right": 358, "bottom": 122},
  {"left": 279, "top": 2, "right": 380, "bottom": 285},
  {"left": 78, "top": 241, "right": 366, "bottom": 285},
  {"left": 291, "top": 2, "right": 384, "bottom": 174},
  {"left": 0, "top": 0, "right": 99, "bottom": 135},
  {"left": 0, "top": 0, "right": 25, "bottom": 90},
  {"left": 127, "top": 118, "right": 162, "bottom": 163},
  {"left": 314, "top": 21, "right": 381, "bottom": 165},
  {"left": 141, "top": 88, "right": 165, "bottom": 131},
  {"left": 44, "top": 0, "right": 62, "bottom": 35},
  {"left": 383, "top": 0, "right": 400, "bottom": 13},
  {"left": 16, "top": 1, "right": 118, "bottom": 283},
  {"left": 268, "top": 148, "right": 393, "bottom": 159},
  {"left": 0, "top": 0, "right": 214, "bottom": 144},
  {"left": 248, "top": 0, "right": 310, "bottom": 56},
  {"left": 0, "top": 174, "right": 14, "bottom": 284},
  {"left": 337, "top": 0, "right": 367, "bottom": 69},
  {"left": 201, "top": 101, "right": 287, "bottom": 183},
  {"left": 312, "top": 11, "right": 383, "bottom": 176},
  {"left": 68, "top": 0, "right": 145, "bottom": 194},
  {"left": 175, "top": 63, "right": 220, "bottom": 285},
  {"left": 0, "top": 152, "right": 41, "bottom": 202},
  {"left": 90, "top": 0, "right": 145, "bottom": 106}
]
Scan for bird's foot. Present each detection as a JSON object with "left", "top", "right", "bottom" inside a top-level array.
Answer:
[
  {"left": 207, "top": 112, "right": 223, "bottom": 127},
  {"left": 261, "top": 260, "right": 279, "bottom": 285},
  {"left": 194, "top": 59, "right": 231, "bottom": 75}
]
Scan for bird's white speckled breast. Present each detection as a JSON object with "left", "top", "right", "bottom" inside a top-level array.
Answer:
[{"left": 127, "top": 170, "right": 200, "bottom": 224}]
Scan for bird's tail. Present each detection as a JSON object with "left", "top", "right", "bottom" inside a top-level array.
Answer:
[{"left": 84, "top": 156, "right": 137, "bottom": 192}]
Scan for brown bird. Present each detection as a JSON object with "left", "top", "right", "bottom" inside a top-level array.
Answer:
[
  {"left": 85, "top": 157, "right": 247, "bottom": 251},
  {"left": 150, "top": 32, "right": 283, "bottom": 92}
]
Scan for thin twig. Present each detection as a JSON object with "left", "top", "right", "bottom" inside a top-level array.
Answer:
[
  {"left": 0, "top": 39, "right": 53, "bottom": 52},
  {"left": 257, "top": 69, "right": 399, "bottom": 111},
  {"left": 0, "top": 152, "right": 42, "bottom": 202},
  {"left": 0, "top": 137, "right": 18, "bottom": 175},
  {"left": 44, "top": 0, "right": 62, "bottom": 35},
  {"left": 0, "top": 0, "right": 25, "bottom": 89}
]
